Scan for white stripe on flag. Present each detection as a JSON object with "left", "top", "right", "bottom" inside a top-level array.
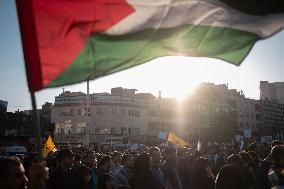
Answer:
[{"left": 106, "top": 0, "right": 284, "bottom": 38}]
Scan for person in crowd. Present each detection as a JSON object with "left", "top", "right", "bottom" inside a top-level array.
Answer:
[
  {"left": 0, "top": 156, "right": 28, "bottom": 189},
  {"left": 238, "top": 151, "right": 257, "bottom": 189},
  {"left": 259, "top": 140, "right": 283, "bottom": 189},
  {"left": 73, "top": 165, "right": 91, "bottom": 189},
  {"left": 180, "top": 152, "right": 195, "bottom": 189},
  {"left": 162, "top": 147, "right": 182, "bottom": 189},
  {"left": 112, "top": 151, "right": 122, "bottom": 173},
  {"left": 247, "top": 150, "right": 262, "bottom": 188},
  {"left": 268, "top": 145, "right": 284, "bottom": 189},
  {"left": 28, "top": 160, "right": 49, "bottom": 189},
  {"left": 116, "top": 186, "right": 131, "bottom": 189},
  {"left": 129, "top": 153, "right": 163, "bottom": 189},
  {"left": 248, "top": 151, "right": 260, "bottom": 174},
  {"left": 84, "top": 150, "right": 98, "bottom": 189},
  {"left": 85, "top": 150, "right": 97, "bottom": 169},
  {"left": 247, "top": 143, "right": 259, "bottom": 154},
  {"left": 176, "top": 148, "right": 193, "bottom": 189},
  {"left": 47, "top": 148, "right": 75, "bottom": 189},
  {"left": 191, "top": 157, "right": 215, "bottom": 189},
  {"left": 131, "top": 151, "right": 139, "bottom": 162},
  {"left": 215, "top": 164, "right": 246, "bottom": 189},
  {"left": 112, "top": 154, "right": 134, "bottom": 189},
  {"left": 212, "top": 148, "right": 225, "bottom": 175},
  {"left": 226, "top": 153, "right": 255, "bottom": 189},
  {"left": 96, "top": 155, "right": 113, "bottom": 189},
  {"left": 149, "top": 147, "right": 167, "bottom": 188},
  {"left": 73, "top": 153, "right": 83, "bottom": 168}
]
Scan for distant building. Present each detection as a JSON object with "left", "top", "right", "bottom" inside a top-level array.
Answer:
[
  {"left": 259, "top": 99, "right": 284, "bottom": 135},
  {"left": 185, "top": 83, "right": 260, "bottom": 140},
  {"left": 51, "top": 88, "right": 182, "bottom": 145},
  {"left": 0, "top": 110, "right": 54, "bottom": 146},
  {"left": 0, "top": 100, "right": 8, "bottom": 114},
  {"left": 260, "top": 81, "right": 284, "bottom": 104},
  {"left": 50, "top": 83, "right": 284, "bottom": 144}
]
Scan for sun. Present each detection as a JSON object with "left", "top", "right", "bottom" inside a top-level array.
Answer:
[
  {"left": 165, "top": 82, "right": 198, "bottom": 102},
  {"left": 152, "top": 56, "right": 202, "bottom": 101}
]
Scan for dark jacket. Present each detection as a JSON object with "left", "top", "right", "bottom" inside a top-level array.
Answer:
[
  {"left": 129, "top": 171, "right": 163, "bottom": 189},
  {"left": 96, "top": 168, "right": 112, "bottom": 189},
  {"left": 47, "top": 166, "right": 74, "bottom": 189},
  {"left": 162, "top": 160, "right": 182, "bottom": 189}
]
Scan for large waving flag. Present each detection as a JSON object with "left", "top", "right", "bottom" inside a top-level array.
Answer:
[{"left": 16, "top": 0, "right": 284, "bottom": 92}]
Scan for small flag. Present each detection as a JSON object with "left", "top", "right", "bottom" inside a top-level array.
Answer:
[
  {"left": 167, "top": 132, "right": 189, "bottom": 147},
  {"left": 42, "top": 135, "right": 56, "bottom": 158}
]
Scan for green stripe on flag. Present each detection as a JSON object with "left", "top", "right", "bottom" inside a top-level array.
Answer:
[{"left": 48, "top": 24, "right": 260, "bottom": 87}]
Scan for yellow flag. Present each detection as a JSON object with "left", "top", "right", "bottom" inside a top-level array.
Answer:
[
  {"left": 167, "top": 132, "right": 189, "bottom": 147},
  {"left": 42, "top": 135, "right": 56, "bottom": 158}
]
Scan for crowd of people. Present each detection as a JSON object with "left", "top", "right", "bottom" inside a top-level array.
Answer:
[{"left": 1, "top": 140, "right": 284, "bottom": 189}]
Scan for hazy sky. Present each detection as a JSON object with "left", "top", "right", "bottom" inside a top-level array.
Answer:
[{"left": 1, "top": 0, "right": 284, "bottom": 112}]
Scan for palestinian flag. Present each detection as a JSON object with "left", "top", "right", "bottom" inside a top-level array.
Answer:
[{"left": 16, "top": 0, "right": 284, "bottom": 92}]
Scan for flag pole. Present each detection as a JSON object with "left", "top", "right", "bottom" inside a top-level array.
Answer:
[
  {"left": 30, "top": 92, "right": 42, "bottom": 158},
  {"left": 86, "top": 80, "right": 91, "bottom": 148}
]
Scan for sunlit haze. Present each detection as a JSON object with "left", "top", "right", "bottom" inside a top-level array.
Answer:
[{"left": 36, "top": 54, "right": 268, "bottom": 106}]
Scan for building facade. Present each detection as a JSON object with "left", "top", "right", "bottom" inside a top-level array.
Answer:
[
  {"left": 52, "top": 84, "right": 284, "bottom": 145},
  {"left": 259, "top": 99, "right": 284, "bottom": 135},
  {"left": 51, "top": 88, "right": 184, "bottom": 144},
  {"left": 260, "top": 81, "right": 284, "bottom": 104},
  {"left": 184, "top": 83, "right": 260, "bottom": 141}
]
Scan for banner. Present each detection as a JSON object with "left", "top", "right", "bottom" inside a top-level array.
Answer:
[
  {"left": 244, "top": 129, "right": 251, "bottom": 138},
  {"left": 158, "top": 131, "right": 167, "bottom": 140}
]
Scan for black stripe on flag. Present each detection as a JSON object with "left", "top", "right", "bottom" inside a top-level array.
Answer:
[{"left": 221, "top": 0, "right": 284, "bottom": 15}]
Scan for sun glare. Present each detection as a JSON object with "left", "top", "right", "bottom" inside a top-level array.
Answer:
[
  {"left": 76, "top": 55, "right": 255, "bottom": 104},
  {"left": 152, "top": 56, "right": 204, "bottom": 101}
]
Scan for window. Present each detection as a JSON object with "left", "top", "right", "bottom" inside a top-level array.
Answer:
[
  {"left": 121, "top": 127, "right": 127, "bottom": 135},
  {"left": 96, "top": 107, "right": 102, "bottom": 115},
  {"left": 131, "top": 110, "right": 135, "bottom": 117},
  {"left": 111, "top": 127, "right": 120, "bottom": 134},
  {"left": 121, "top": 109, "right": 126, "bottom": 116},
  {"left": 103, "top": 107, "right": 109, "bottom": 115},
  {"left": 151, "top": 111, "right": 157, "bottom": 117},
  {"left": 95, "top": 128, "right": 110, "bottom": 134},
  {"left": 134, "top": 128, "right": 140, "bottom": 136},
  {"left": 135, "top": 110, "right": 140, "bottom": 117}
]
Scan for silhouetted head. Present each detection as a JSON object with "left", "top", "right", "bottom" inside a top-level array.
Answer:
[
  {"left": 132, "top": 153, "right": 152, "bottom": 175},
  {"left": 215, "top": 165, "right": 246, "bottom": 189},
  {"left": 0, "top": 157, "right": 28, "bottom": 189}
]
